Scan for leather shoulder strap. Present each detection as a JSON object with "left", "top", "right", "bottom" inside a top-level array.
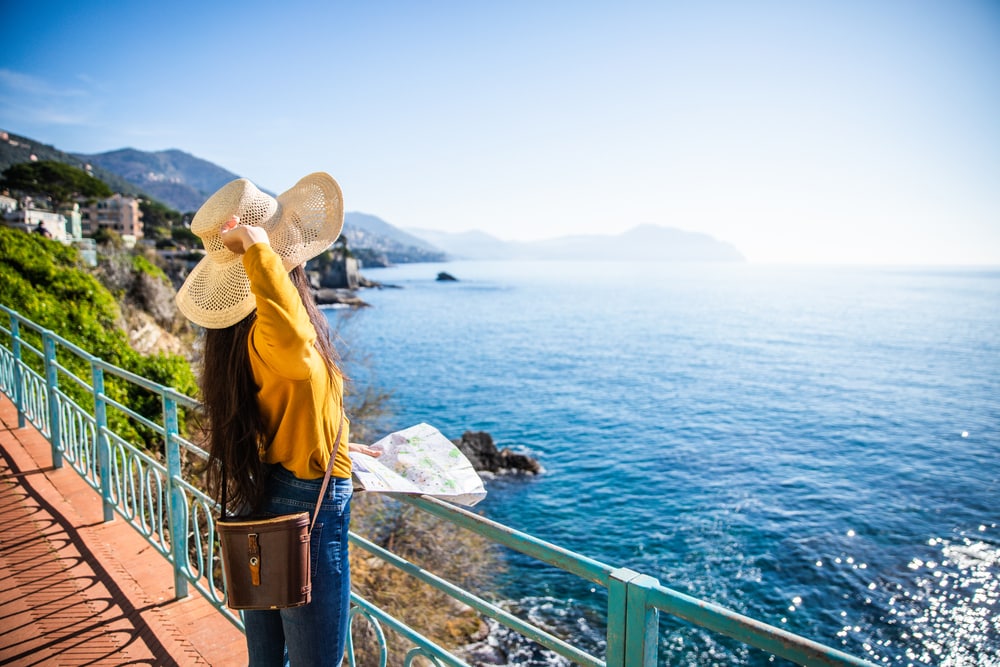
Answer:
[{"left": 309, "top": 418, "right": 346, "bottom": 534}]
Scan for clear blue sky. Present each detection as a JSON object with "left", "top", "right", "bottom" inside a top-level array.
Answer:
[{"left": 2, "top": 1, "right": 998, "bottom": 264}]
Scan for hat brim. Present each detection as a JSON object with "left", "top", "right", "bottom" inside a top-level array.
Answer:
[
  {"left": 270, "top": 173, "right": 344, "bottom": 272},
  {"left": 175, "top": 172, "right": 344, "bottom": 329},
  {"left": 175, "top": 256, "right": 257, "bottom": 329}
]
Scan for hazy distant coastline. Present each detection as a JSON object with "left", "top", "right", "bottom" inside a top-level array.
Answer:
[
  {"left": 405, "top": 223, "right": 745, "bottom": 262},
  {"left": 1, "top": 130, "right": 745, "bottom": 264}
]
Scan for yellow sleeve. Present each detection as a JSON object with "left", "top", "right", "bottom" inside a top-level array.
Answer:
[{"left": 243, "top": 243, "right": 316, "bottom": 381}]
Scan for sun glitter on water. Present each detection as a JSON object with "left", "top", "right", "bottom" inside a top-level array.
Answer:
[{"left": 872, "top": 530, "right": 1000, "bottom": 666}]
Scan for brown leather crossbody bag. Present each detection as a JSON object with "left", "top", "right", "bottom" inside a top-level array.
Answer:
[{"left": 217, "top": 421, "right": 344, "bottom": 610}]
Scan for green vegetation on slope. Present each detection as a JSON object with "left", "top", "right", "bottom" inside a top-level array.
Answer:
[
  {"left": 1, "top": 160, "right": 113, "bottom": 206},
  {"left": 0, "top": 130, "right": 144, "bottom": 198},
  {"left": 0, "top": 226, "right": 197, "bottom": 443}
]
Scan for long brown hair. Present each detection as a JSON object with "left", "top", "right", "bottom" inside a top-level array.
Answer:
[{"left": 202, "top": 265, "right": 342, "bottom": 513}]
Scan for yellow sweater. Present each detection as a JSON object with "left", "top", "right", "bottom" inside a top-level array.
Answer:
[{"left": 243, "top": 243, "right": 351, "bottom": 480}]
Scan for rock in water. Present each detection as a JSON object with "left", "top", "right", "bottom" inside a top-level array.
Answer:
[
  {"left": 454, "top": 431, "right": 542, "bottom": 474},
  {"left": 436, "top": 271, "right": 458, "bottom": 281}
]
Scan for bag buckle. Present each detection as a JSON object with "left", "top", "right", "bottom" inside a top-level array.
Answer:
[{"left": 248, "top": 533, "right": 261, "bottom": 586}]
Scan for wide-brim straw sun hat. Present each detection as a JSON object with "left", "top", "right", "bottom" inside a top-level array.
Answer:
[{"left": 175, "top": 172, "right": 343, "bottom": 329}]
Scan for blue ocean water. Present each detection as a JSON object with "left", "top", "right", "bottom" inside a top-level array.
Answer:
[{"left": 330, "top": 261, "right": 1000, "bottom": 666}]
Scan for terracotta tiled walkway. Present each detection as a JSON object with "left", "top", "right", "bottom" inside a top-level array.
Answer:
[{"left": 0, "top": 394, "right": 247, "bottom": 666}]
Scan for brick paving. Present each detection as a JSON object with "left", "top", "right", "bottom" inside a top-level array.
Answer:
[{"left": 0, "top": 394, "right": 247, "bottom": 666}]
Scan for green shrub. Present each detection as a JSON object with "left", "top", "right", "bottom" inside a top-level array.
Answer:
[{"left": 0, "top": 226, "right": 197, "bottom": 446}]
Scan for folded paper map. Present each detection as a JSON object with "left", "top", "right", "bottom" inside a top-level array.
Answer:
[{"left": 350, "top": 423, "right": 487, "bottom": 507}]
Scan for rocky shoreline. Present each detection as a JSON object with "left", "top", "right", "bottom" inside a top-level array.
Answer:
[
  {"left": 313, "top": 273, "right": 402, "bottom": 308},
  {"left": 454, "top": 431, "right": 542, "bottom": 475},
  {"left": 158, "top": 246, "right": 545, "bottom": 479}
]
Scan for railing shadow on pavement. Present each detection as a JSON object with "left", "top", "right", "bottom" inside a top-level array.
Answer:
[{"left": 0, "top": 304, "right": 882, "bottom": 667}]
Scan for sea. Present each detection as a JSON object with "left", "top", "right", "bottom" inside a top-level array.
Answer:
[{"left": 327, "top": 260, "right": 999, "bottom": 667}]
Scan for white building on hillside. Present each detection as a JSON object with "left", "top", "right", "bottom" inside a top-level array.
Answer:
[
  {"left": 1, "top": 194, "right": 88, "bottom": 244},
  {"left": 2, "top": 203, "right": 68, "bottom": 241}
]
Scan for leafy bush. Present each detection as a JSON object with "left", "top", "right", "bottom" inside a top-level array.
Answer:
[
  {"left": 0, "top": 226, "right": 121, "bottom": 343},
  {"left": 1, "top": 160, "right": 112, "bottom": 205},
  {"left": 139, "top": 198, "right": 184, "bottom": 236},
  {"left": 171, "top": 225, "right": 199, "bottom": 247},
  {"left": 0, "top": 226, "right": 198, "bottom": 445}
]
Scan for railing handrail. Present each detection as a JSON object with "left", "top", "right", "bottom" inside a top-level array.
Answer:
[{"left": 0, "top": 303, "right": 884, "bottom": 667}]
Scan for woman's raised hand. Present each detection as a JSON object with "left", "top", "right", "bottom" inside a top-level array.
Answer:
[{"left": 220, "top": 215, "right": 270, "bottom": 254}]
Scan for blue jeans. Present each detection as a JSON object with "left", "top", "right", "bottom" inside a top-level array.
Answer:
[{"left": 243, "top": 466, "right": 353, "bottom": 667}]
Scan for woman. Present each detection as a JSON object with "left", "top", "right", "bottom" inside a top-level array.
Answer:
[{"left": 176, "top": 174, "right": 375, "bottom": 666}]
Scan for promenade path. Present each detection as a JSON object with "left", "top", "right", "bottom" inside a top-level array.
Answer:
[{"left": 0, "top": 394, "right": 247, "bottom": 666}]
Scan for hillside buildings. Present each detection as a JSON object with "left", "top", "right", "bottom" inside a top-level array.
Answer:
[
  {"left": 1, "top": 193, "right": 143, "bottom": 248},
  {"left": 80, "top": 194, "right": 143, "bottom": 243}
]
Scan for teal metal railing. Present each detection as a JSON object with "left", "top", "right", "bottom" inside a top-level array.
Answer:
[{"left": 0, "top": 304, "right": 880, "bottom": 667}]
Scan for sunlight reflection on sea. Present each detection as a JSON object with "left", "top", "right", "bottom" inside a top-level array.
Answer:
[{"left": 335, "top": 261, "right": 1000, "bottom": 666}]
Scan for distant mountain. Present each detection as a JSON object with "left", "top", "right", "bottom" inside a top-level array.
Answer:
[
  {"left": 343, "top": 212, "right": 447, "bottom": 264},
  {"left": 407, "top": 228, "right": 518, "bottom": 260},
  {"left": 74, "top": 148, "right": 240, "bottom": 213},
  {"left": 67, "top": 146, "right": 447, "bottom": 261},
  {"left": 0, "top": 130, "right": 145, "bottom": 198},
  {"left": 407, "top": 224, "right": 745, "bottom": 262},
  {"left": 3, "top": 130, "right": 743, "bottom": 264},
  {"left": 530, "top": 224, "right": 744, "bottom": 261},
  {"left": 2, "top": 131, "right": 445, "bottom": 263}
]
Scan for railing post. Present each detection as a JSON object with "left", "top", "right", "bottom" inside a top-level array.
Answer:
[
  {"left": 608, "top": 569, "right": 660, "bottom": 667},
  {"left": 607, "top": 568, "right": 641, "bottom": 667},
  {"left": 10, "top": 316, "right": 25, "bottom": 428},
  {"left": 625, "top": 573, "right": 660, "bottom": 667},
  {"left": 43, "top": 332, "right": 62, "bottom": 468},
  {"left": 91, "top": 361, "right": 114, "bottom": 522},
  {"left": 163, "top": 393, "right": 189, "bottom": 598},
  {"left": 605, "top": 567, "right": 660, "bottom": 667}
]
